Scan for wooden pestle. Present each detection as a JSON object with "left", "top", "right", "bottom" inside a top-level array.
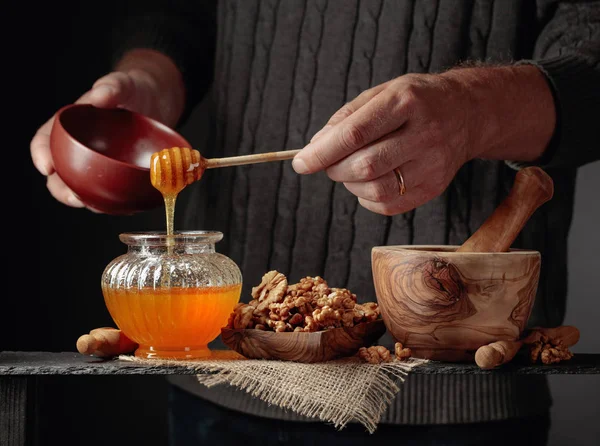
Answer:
[
  {"left": 457, "top": 166, "right": 554, "bottom": 253},
  {"left": 76, "top": 327, "right": 138, "bottom": 358},
  {"left": 475, "top": 326, "right": 580, "bottom": 369},
  {"left": 150, "top": 147, "right": 301, "bottom": 192}
]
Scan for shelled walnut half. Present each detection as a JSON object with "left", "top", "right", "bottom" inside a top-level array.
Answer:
[
  {"left": 356, "top": 342, "right": 413, "bottom": 364},
  {"left": 528, "top": 335, "right": 574, "bottom": 365},
  {"left": 358, "top": 346, "right": 392, "bottom": 364},
  {"left": 225, "top": 270, "right": 381, "bottom": 333}
]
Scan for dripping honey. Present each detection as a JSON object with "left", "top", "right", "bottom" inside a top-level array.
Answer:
[
  {"left": 103, "top": 284, "right": 242, "bottom": 359},
  {"left": 103, "top": 146, "right": 241, "bottom": 360},
  {"left": 150, "top": 147, "right": 205, "bottom": 236}
]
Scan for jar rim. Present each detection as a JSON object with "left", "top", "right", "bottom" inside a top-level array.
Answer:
[{"left": 119, "top": 230, "right": 224, "bottom": 245}]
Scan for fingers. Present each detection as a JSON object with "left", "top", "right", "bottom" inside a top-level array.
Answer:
[
  {"left": 325, "top": 128, "right": 411, "bottom": 183},
  {"left": 30, "top": 71, "right": 140, "bottom": 214},
  {"left": 46, "top": 173, "right": 85, "bottom": 208},
  {"left": 342, "top": 161, "right": 418, "bottom": 204},
  {"left": 30, "top": 118, "right": 55, "bottom": 176},
  {"left": 46, "top": 173, "right": 105, "bottom": 212},
  {"left": 347, "top": 159, "right": 445, "bottom": 216},
  {"left": 293, "top": 88, "right": 410, "bottom": 174},
  {"left": 358, "top": 186, "right": 430, "bottom": 216},
  {"left": 30, "top": 72, "right": 135, "bottom": 179},
  {"left": 311, "top": 80, "right": 392, "bottom": 142},
  {"left": 78, "top": 72, "right": 135, "bottom": 108}
]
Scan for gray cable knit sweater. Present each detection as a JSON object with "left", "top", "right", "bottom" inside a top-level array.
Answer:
[{"left": 113, "top": 0, "right": 600, "bottom": 425}]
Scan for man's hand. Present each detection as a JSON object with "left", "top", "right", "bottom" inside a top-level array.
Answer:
[
  {"left": 30, "top": 49, "right": 185, "bottom": 211},
  {"left": 292, "top": 65, "right": 556, "bottom": 216}
]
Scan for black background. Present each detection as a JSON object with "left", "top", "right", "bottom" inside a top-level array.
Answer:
[
  {"left": 8, "top": 2, "right": 171, "bottom": 444},
  {"left": 6, "top": 3, "right": 600, "bottom": 446}
]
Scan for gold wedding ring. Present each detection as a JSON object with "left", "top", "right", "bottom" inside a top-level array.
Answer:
[{"left": 393, "top": 167, "right": 406, "bottom": 196}]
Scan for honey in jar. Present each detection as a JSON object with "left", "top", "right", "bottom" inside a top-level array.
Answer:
[{"left": 101, "top": 231, "right": 242, "bottom": 359}]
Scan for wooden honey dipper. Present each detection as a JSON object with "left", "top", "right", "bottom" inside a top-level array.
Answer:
[{"left": 150, "top": 147, "right": 301, "bottom": 193}]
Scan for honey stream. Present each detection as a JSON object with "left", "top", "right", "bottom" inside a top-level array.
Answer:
[{"left": 109, "top": 146, "right": 240, "bottom": 359}]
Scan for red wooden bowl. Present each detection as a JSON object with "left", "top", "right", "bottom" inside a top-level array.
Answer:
[{"left": 50, "top": 104, "right": 192, "bottom": 215}]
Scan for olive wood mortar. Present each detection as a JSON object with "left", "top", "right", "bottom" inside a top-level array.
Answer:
[
  {"left": 372, "top": 167, "right": 554, "bottom": 362},
  {"left": 221, "top": 319, "right": 386, "bottom": 363}
]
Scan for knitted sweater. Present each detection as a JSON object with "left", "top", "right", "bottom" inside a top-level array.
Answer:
[{"left": 113, "top": 0, "right": 600, "bottom": 424}]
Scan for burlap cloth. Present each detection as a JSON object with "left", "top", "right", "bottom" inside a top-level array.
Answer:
[{"left": 119, "top": 352, "right": 428, "bottom": 433}]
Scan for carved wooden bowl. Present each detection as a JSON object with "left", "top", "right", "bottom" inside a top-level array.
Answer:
[
  {"left": 372, "top": 245, "right": 541, "bottom": 362},
  {"left": 220, "top": 320, "right": 386, "bottom": 363}
]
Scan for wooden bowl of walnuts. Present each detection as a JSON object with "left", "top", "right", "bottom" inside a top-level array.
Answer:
[{"left": 221, "top": 271, "right": 386, "bottom": 363}]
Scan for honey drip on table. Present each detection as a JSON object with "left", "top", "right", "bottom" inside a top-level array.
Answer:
[{"left": 150, "top": 147, "right": 206, "bottom": 236}]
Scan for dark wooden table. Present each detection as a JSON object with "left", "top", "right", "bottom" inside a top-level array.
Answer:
[{"left": 2, "top": 351, "right": 600, "bottom": 446}]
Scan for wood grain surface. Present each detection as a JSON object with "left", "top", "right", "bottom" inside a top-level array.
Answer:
[
  {"left": 372, "top": 246, "right": 540, "bottom": 361},
  {"left": 220, "top": 320, "right": 386, "bottom": 362},
  {"left": 457, "top": 167, "right": 554, "bottom": 253}
]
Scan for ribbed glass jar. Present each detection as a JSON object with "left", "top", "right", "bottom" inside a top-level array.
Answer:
[{"left": 101, "top": 231, "right": 242, "bottom": 359}]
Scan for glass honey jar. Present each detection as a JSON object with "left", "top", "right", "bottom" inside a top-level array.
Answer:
[{"left": 101, "top": 231, "right": 242, "bottom": 359}]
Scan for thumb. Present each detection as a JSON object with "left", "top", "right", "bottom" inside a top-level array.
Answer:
[{"left": 77, "top": 72, "right": 134, "bottom": 109}]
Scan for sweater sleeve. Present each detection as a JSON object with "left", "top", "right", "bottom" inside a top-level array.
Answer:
[
  {"left": 110, "top": 0, "right": 218, "bottom": 123},
  {"left": 508, "top": 1, "right": 600, "bottom": 170}
]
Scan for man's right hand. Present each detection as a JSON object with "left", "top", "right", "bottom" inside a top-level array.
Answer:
[{"left": 30, "top": 49, "right": 185, "bottom": 211}]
